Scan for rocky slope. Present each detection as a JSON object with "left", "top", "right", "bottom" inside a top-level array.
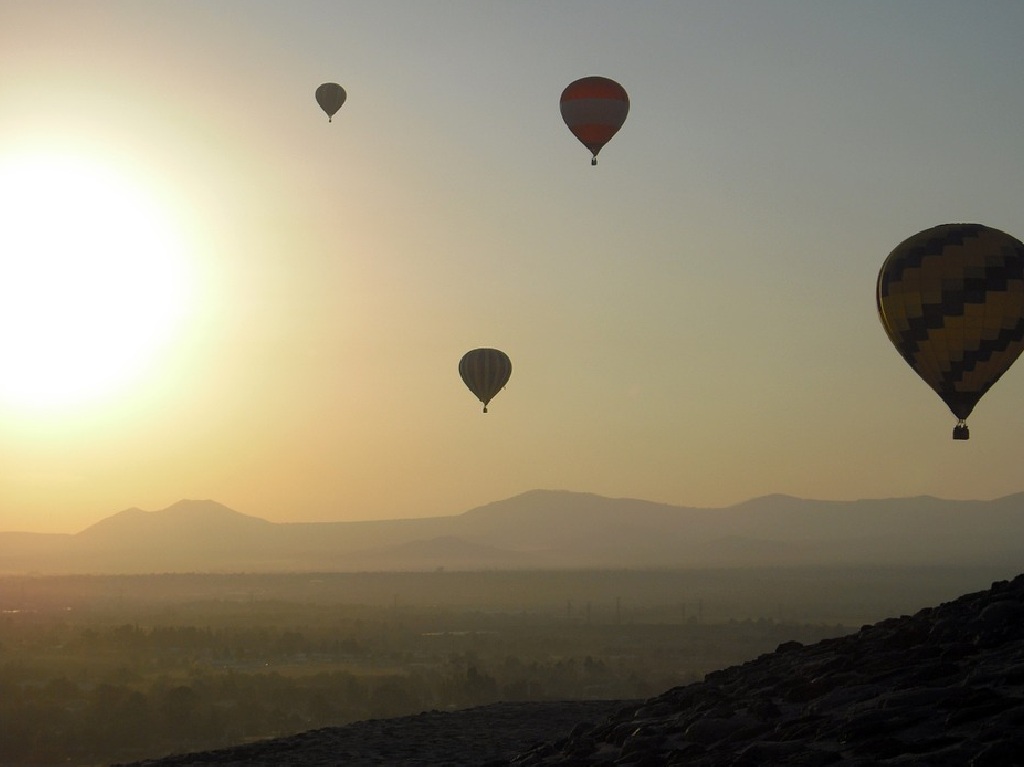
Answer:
[{"left": 121, "top": 573, "right": 1024, "bottom": 766}]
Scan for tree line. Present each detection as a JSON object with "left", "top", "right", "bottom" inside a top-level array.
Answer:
[{"left": 0, "top": 589, "right": 849, "bottom": 764}]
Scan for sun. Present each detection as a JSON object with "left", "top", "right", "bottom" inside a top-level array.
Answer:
[{"left": 0, "top": 152, "right": 192, "bottom": 410}]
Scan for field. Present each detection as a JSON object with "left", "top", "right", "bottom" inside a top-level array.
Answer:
[{"left": 0, "top": 565, "right": 1010, "bottom": 765}]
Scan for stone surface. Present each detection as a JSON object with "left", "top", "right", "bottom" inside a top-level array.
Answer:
[
  {"left": 119, "top": 573, "right": 1024, "bottom": 766},
  {"left": 115, "top": 700, "right": 635, "bottom": 767}
]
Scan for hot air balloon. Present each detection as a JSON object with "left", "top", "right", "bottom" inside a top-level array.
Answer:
[
  {"left": 459, "top": 348, "right": 512, "bottom": 413},
  {"left": 559, "top": 76, "right": 629, "bottom": 165},
  {"left": 315, "top": 82, "right": 347, "bottom": 122},
  {"left": 876, "top": 223, "right": 1024, "bottom": 439}
]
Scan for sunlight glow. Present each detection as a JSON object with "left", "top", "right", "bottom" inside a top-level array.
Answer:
[{"left": 0, "top": 152, "right": 192, "bottom": 409}]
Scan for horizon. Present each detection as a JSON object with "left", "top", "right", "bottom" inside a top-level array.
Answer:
[
  {"left": 7, "top": 486, "right": 1024, "bottom": 536},
  {"left": 3, "top": 3, "right": 1024, "bottom": 535}
]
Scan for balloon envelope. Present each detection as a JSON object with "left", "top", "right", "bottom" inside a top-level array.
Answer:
[
  {"left": 559, "top": 76, "right": 629, "bottom": 165},
  {"left": 315, "top": 82, "right": 347, "bottom": 122},
  {"left": 876, "top": 223, "right": 1024, "bottom": 438},
  {"left": 459, "top": 348, "right": 512, "bottom": 413}
]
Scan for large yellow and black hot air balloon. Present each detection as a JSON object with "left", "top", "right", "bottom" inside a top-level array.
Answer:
[
  {"left": 315, "top": 82, "right": 347, "bottom": 122},
  {"left": 559, "top": 76, "right": 629, "bottom": 166},
  {"left": 876, "top": 223, "right": 1024, "bottom": 439},
  {"left": 459, "top": 348, "right": 512, "bottom": 413}
]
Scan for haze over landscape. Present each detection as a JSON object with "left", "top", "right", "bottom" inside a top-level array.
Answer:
[
  {"left": 7, "top": 9, "right": 1024, "bottom": 765},
  {"left": 4, "top": 490, "right": 1024, "bottom": 575},
  {"left": 2, "top": 490, "right": 1021, "bottom": 765},
  {"left": 2, "top": 3, "right": 1024, "bottom": 536}
]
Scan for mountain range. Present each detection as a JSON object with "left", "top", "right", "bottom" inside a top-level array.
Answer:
[{"left": 2, "top": 489, "right": 1023, "bottom": 574}]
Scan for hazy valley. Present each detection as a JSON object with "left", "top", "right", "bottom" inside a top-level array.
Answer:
[
  {"left": 2, "top": 564, "right": 1015, "bottom": 766},
  {"left": 2, "top": 491, "right": 1022, "bottom": 764}
]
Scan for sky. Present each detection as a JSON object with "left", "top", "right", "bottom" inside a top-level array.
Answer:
[{"left": 2, "top": 1, "right": 1024, "bottom": 534}]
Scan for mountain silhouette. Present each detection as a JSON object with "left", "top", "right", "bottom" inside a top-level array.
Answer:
[
  {"left": 2, "top": 489, "right": 1024, "bottom": 574},
  {"left": 78, "top": 499, "right": 273, "bottom": 541}
]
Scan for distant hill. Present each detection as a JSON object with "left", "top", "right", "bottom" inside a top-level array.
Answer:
[{"left": 2, "top": 489, "right": 1024, "bottom": 574}]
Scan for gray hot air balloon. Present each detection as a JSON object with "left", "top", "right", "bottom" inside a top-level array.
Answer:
[
  {"left": 459, "top": 348, "right": 512, "bottom": 413},
  {"left": 315, "top": 82, "right": 347, "bottom": 122}
]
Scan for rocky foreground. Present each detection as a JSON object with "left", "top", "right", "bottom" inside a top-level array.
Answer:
[{"left": 122, "top": 573, "right": 1024, "bottom": 766}]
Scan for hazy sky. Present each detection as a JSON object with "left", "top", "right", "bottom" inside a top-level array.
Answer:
[{"left": 2, "top": 2, "right": 1024, "bottom": 533}]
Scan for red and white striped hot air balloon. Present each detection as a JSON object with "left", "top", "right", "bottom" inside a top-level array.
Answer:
[{"left": 559, "top": 76, "right": 629, "bottom": 165}]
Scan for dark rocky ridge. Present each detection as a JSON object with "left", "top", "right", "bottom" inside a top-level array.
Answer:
[{"left": 121, "top": 573, "right": 1024, "bottom": 766}]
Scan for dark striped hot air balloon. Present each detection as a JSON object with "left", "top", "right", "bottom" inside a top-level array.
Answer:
[
  {"left": 315, "top": 82, "right": 347, "bottom": 122},
  {"left": 459, "top": 348, "right": 512, "bottom": 413},
  {"left": 559, "top": 76, "right": 629, "bottom": 166},
  {"left": 876, "top": 223, "right": 1024, "bottom": 439}
]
